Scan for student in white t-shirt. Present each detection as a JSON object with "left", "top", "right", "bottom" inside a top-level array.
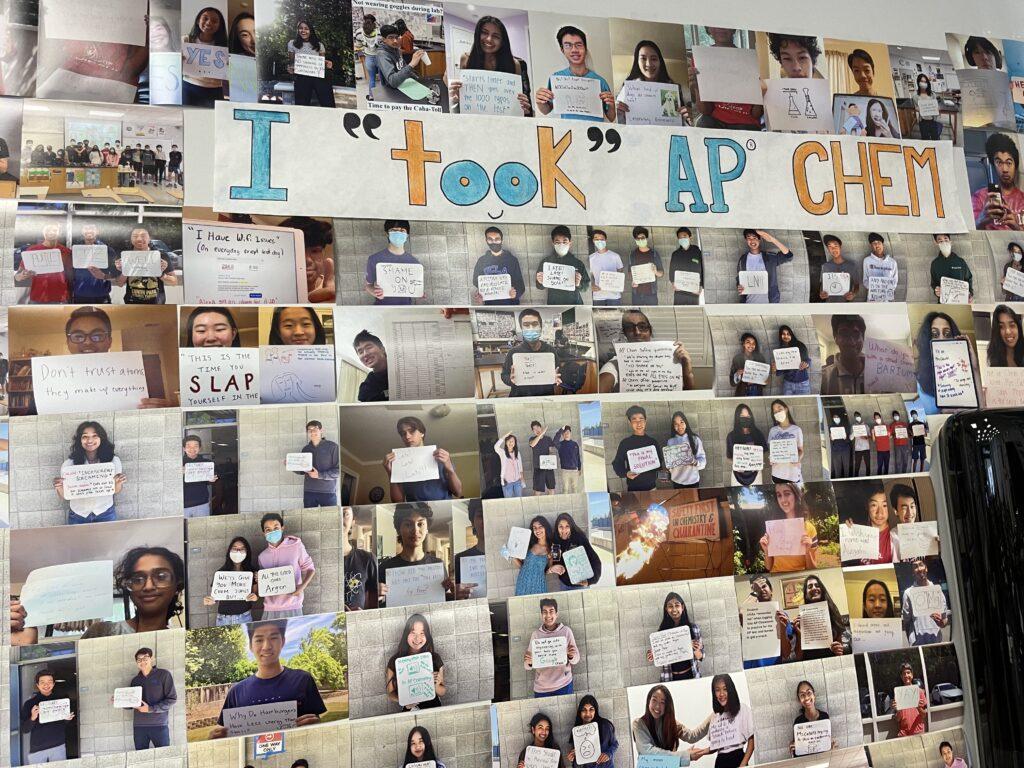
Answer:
[
  {"left": 53, "top": 420, "right": 126, "bottom": 525},
  {"left": 589, "top": 228, "right": 624, "bottom": 306},
  {"left": 862, "top": 232, "right": 899, "bottom": 302},
  {"left": 767, "top": 399, "right": 803, "bottom": 484}
]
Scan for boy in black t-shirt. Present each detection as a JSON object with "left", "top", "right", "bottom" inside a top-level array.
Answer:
[
  {"left": 20, "top": 669, "right": 75, "bottom": 763},
  {"left": 343, "top": 506, "right": 379, "bottom": 609}
]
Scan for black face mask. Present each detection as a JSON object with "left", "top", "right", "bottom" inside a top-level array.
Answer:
[
  {"left": 739, "top": 417, "right": 754, "bottom": 428},
  {"left": 487, "top": 243, "right": 502, "bottom": 253}
]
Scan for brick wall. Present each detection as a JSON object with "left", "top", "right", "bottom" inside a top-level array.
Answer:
[
  {"left": 184, "top": 507, "right": 343, "bottom": 628},
  {"left": 349, "top": 703, "right": 491, "bottom": 768},
  {"left": 188, "top": 738, "right": 242, "bottom": 768},
  {"left": 10, "top": 410, "right": 183, "bottom": 528},
  {"left": 237, "top": 404, "right": 339, "bottom": 515},
  {"left": 346, "top": 599, "right": 494, "bottom": 719},
  {"left": 506, "top": 590, "right": 623, "bottom": 701},
  {"left": 77, "top": 629, "right": 187, "bottom": 756}
]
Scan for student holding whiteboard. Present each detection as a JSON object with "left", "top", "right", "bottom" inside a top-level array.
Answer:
[
  {"left": 377, "top": 503, "right": 452, "bottom": 606},
  {"left": 202, "top": 537, "right": 259, "bottom": 625},
  {"left": 19, "top": 669, "right": 75, "bottom": 763},
  {"left": 516, "top": 713, "right": 561, "bottom": 767},
  {"left": 403, "top": 726, "right": 449, "bottom": 768},
  {"left": 365, "top": 220, "right": 423, "bottom": 306},
  {"left": 730, "top": 333, "right": 769, "bottom": 397},
  {"left": 287, "top": 21, "right": 335, "bottom": 108},
  {"left": 182, "top": 7, "right": 228, "bottom": 107},
  {"left": 385, "top": 614, "right": 446, "bottom": 710},
  {"left": 726, "top": 404, "right": 767, "bottom": 487},
  {"left": 666, "top": 410, "right": 707, "bottom": 488},
  {"left": 535, "top": 25, "right": 614, "bottom": 122},
  {"left": 552, "top": 513, "right": 601, "bottom": 590},
  {"left": 54, "top": 420, "right": 125, "bottom": 525},
  {"left": 788, "top": 680, "right": 835, "bottom": 756},
  {"left": 384, "top": 416, "right": 463, "bottom": 502},
  {"left": 257, "top": 513, "right": 316, "bottom": 619},
  {"left": 771, "top": 325, "right": 812, "bottom": 395},
  {"left": 450, "top": 16, "right": 532, "bottom": 116},
  {"left": 891, "top": 662, "right": 927, "bottom": 736},
  {"left": 566, "top": 695, "right": 619, "bottom": 768},
  {"left": 614, "top": 40, "right": 690, "bottom": 125},
  {"left": 645, "top": 591, "right": 704, "bottom": 680}
]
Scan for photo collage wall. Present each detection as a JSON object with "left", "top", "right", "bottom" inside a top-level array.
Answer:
[{"left": 0, "top": 1, "right": 1013, "bottom": 768}]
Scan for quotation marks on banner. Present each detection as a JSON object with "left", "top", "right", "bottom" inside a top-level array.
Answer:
[
  {"left": 343, "top": 112, "right": 382, "bottom": 140},
  {"left": 587, "top": 127, "right": 622, "bottom": 153}
]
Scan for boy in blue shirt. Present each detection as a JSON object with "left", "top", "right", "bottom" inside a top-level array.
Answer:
[{"left": 535, "top": 26, "right": 614, "bottom": 122}]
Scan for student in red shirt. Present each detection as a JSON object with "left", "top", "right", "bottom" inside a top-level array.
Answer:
[
  {"left": 870, "top": 411, "right": 892, "bottom": 475},
  {"left": 891, "top": 662, "right": 927, "bottom": 736},
  {"left": 15, "top": 222, "right": 72, "bottom": 303},
  {"left": 890, "top": 410, "right": 911, "bottom": 474}
]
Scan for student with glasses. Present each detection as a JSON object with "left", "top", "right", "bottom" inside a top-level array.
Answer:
[
  {"left": 81, "top": 546, "right": 186, "bottom": 638},
  {"left": 598, "top": 308, "right": 695, "bottom": 393}
]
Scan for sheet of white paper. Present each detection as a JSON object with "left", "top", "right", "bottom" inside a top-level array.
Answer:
[
  {"left": 958, "top": 68, "right": 1016, "bottom": 128},
  {"left": 531, "top": 635, "right": 568, "bottom": 668},
  {"left": 20, "top": 560, "right": 114, "bottom": 627},
  {"left": 551, "top": 75, "right": 603, "bottom": 119},
  {"left": 895, "top": 684, "right": 921, "bottom": 711},
  {"left": 222, "top": 701, "right": 297, "bottom": 737},
  {"left": 524, "top": 746, "right": 562, "bottom": 768},
  {"left": 765, "top": 517, "right": 804, "bottom": 556},
  {"left": 940, "top": 276, "right": 970, "bottom": 304},
  {"left": 709, "top": 710, "right": 742, "bottom": 750},
  {"left": 512, "top": 352, "right": 556, "bottom": 386},
  {"left": 731, "top": 443, "right": 764, "bottom": 472},
  {"left": 42, "top": 0, "right": 145, "bottom": 45},
  {"left": 829, "top": 426, "right": 847, "bottom": 440},
  {"left": 396, "top": 651, "right": 436, "bottom": 706},
  {"left": 627, "top": 444, "right": 661, "bottom": 474},
  {"left": 538, "top": 453, "right": 557, "bottom": 470},
  {"left": 793, "top": 719, "right": 832, "bottom": 756},
  {"left": 764, "top": 78, "right": 833, "bottom": 133},
  {"left": 211, "top": 571, "right": 254, "bottom": 601},
  {"left": 183, "top": 42, "right": 229, "bottom": 81},
  {"left": 742, "top": 600, "right": 780, "bottom": 661},
  {"left": 285, "top": 453, "right": 313, "bottom": 472},
  {"left": 378, "top": 262, "right": 425, "bottom": 298},
  {"left": 181, "top": 347, "right": 260, "bottom": 408},
  {"left": 867, "top": 275, "right": 897, "bottom": 302},
  {"left": 113, "top": 686, "right": 143, "bottom": 708},
  {"left": 840, "top": 523, "right": 881, "bottom": 561},
  {"left": 741, "top": 359, "right": 770, "bottom": 384},
  {"left": 562, "top": 546, "right": 594, "bottom": 585},
  {"left": 898, "top": 521, "right": 940, "bottom": 559},
  {"left": 772, "top": 347, "right": 801, "bottom": 370},
  {"left": 120, "top": 250, "right": 162, "bottom": 278},
  {"left": 20, "top": 248, "right": 65, "bottom": 275},
  {"left": 738, "top": 270, "right": 768, "bottom": 294},
  {"left": 38, "top": 698, "right": 71, "bottom": 724},
  {"left": 673, "top": 270, "right": 700, "bottom": 294},
  {"left": 477, "top": 273, "right": 512, "bottom": 301},
  {"left": 692, "top": 45, "right": 762, "bottom": 104},
  {"left": 618, "top": 80, "right": 683, "bottom": 126},
  {"left": 506, "top": 526, "right": 532, "bottom": 559},
  {"left": 293, "top": 52, "right": 325, "bottom": 78},
  {"left": 799, "top": 601, "right": 833, "bottom": 650},
  {"left": 184, "top": 461, "right": 215, "bottom": 483},
  {"left": 649, "top": 624, "right": 694, "bottom": 666},
  {"left": 459, "top": 69, "right": 522, "bottom": 116},
  {"left": 852, "top": 424, "right": 869, "bottom": 438},
  {"left": 614, "top": 341, "right": 681, "bottom": 392},
  {"left": 385, "top": 562, "right": 446, "bottom": 607},
  {"left": 894, "top": 426, "right": 909, "bottom": 440},
  {"left": 599, "top": 270, "right": 625, "bottom": 293},
  {"left": 631, "top": 262, "right": 656, "bottom": 284},
  {"left": 823, "top": 270, "right": 851, "bottom": 296},
  {"left": 984, "top": 366, "right": 1024, "bottom": 407},
  {"left": 257, "top": 565, "right": 296, "bottom": 597},
  {"left": 390, "top": 445, "right": 440, "bottom": 484},
  {"left": 865, "top": 336, "right": 916, "bottom": 393},
  {"left": 459, "top": 554, "right": 487, "bottom": 598},
  {"left": 1003, "top": 267, "right": 1024, "bottom": 297},
  {"left": 917, "top": 95, "right": 940, "bottom": 118},
  {"left": 60, "top": 462, "right": 115, "bottom": 499},
  {"left": 851, "top": 617, "right": 904, "bottom": 653},
  {"left": 71, "top": 244, "right": 109, "bottom": 269},
  {"left": 542, "top": 261, "right": 576, "bottom": 290},
  {"left": 260, "top": 345, "right": 336, "bottom": 404},
  {"left": 769, "top": 437, "right": 798, "bottom": 464}
]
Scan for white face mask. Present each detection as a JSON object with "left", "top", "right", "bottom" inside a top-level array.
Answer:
[
  {"left": 1013, "top": 250, "right": 1022, "bottom": 262},
  {"left": 832, "top": 416, "right": 841, "bottom": 424},
  {"left": 593, "top": 240, "right": 607, "bottom": 251},
  {"left": 773, "top": 410, "right": 788, "bottom": 424},
  {"left": 855, "top": 415, "right": 863, "bottom": 422},
  {"left": 678, "top": 237, "right": 690, "bottom": 249},
  {"left": 553, "top": 243, "right": 571, "bottom": 257},
  {"left": 229, "top": 550, "right": 246, "bottom": 563},
  {"left": 938, "top": 241, "right": 952, "bottom": 257}
]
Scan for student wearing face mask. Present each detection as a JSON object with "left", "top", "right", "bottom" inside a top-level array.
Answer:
[
  {"left": 258, "top": 513, "right": 316, "bottom": 619},
  {"left": 850, "top": 412, "right": 871, "bottom": 477},
  {"left": 1000, "top": 241, "right": 1024, "bottom": 300},
  {"left": 929, "top": 234, "right": 973, "bottom": 303},
  {"left": 203, "top": 537, "right": 259, "bottom": 625},
  {"left": 598, "top": 309, "right": 694, "bottom": 393},
  {"left": 890, "top": 410, "right": 912, "bottom": 474},
  {"left": 828, "top": 412, "right": 852, "bottom": 478},
  {"left": 500, "top": 309, "right": 567, "bottom": 397},
  {"left": 908, "top": 409, "right": 928, "bottom": 472},
  {"left": 726, "top": 404, "right": 767, "bottom": 487},
  {"left": 589, "top": 228, "right": 624, "bottom": 306},
  {"left": 767, "top": 399, "right": 803, "bottom": 484},
  {"left": 365, "top": 220, "right": 423, "bottom": 306},
  {"left": 535, "top": 225, "right": 589, "bottom": 305},
  {"left": 669, "top": 227, "right": 704, "bottom": 305},
  {"left": 871, "top": 412, "right": 892, "bottom": 475},
  {"left": 862, "top": 232, "right": 898, "bottom": 302},
  {"left": 628, "top": 226, "right": 664, "bottom": 305},
  {"left": 470, "top": 226, "right": 525, "bottom": 305}
]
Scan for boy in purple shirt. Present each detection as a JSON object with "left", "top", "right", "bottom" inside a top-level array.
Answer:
[{"left": 364, "top": 219, "right": 422, "bottom": 306}]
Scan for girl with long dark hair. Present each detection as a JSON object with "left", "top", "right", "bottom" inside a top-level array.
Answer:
[
  {"left": 385, "top": 613, "right": 445, "bottom": 710},
  {"left": 566, "top": 695, "right": 619, "bottom": 767},
  {"left": 185, "top": 307, "right": 241, "bottom": 347},
  {"left": 759, "top": 482, "right": 818, "bottom": 573},
  {"left": 493, "top": 431, "right": 524, "bottom": 497},
  {"left": 54, "top": 420, "right": 125, "bottom": 524},
  {"left": 516, "top": 712, "right": 559, "bottom": 768},
  {"left": 862, "top": 578, "right": 895, "bottom": 618},
  {"left": 793, "top": 574, "right": 850, "bottom": 660},
  {"left": 82, "top": 546, "right": 186, "bottom": 637},
  {"left": 513, "top": 515, "right": 555, "bottom": 596},
  {"left": 288, "top": 20, "right": 336, "bottom": 107},
  {"left": 788, "top": 680, "right": 835, "bottom": 756},
  {"left": 772, "top": 324, "right": 811, "bottom": 395},
  {"left": 730, "top": 333, "right": 768, "bottom": 396},
  {"left": 645, "top": 591, "right": 704, "bottom": 680},
  {"left": 551, "top": 512, "right": 602, "bottom": 590},
  {"left": 616, "top": 40, "right": 690, "bottom": 125},
  {"left": 451, "top": 15, "right": 532, "bottom": 116},
  {"left": 726, "top": 404, "right": 767, "bottom": 486},
  {"left": 202, "top": 537, "right": 259, "bottom": 625},
  {"left": 182, "top": 7, "right": 228, "bottom": 107},
  {"left": 707, "top": 673, "right": 755, "bottom": 767},
  {"left": 914, "top": 73, "right": 942, "bottom": 140},
  {"left": 401, "top": 726, "right": 447, "bottom": 768},
  {"left": 268, "top": 306, "right": 327, "bottom": 345},
  {"left": 665, "top": 410, "right": 706, "bottom": 488},
  {"left": 987, "top": 304, "right": 1023, "bottom": 367},
  {"left": 631, "top": 684, "right": 709, "bottom": 761}
]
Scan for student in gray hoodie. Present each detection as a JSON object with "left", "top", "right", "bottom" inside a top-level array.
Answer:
[
  {"left": 127, "top": 647, "right": 177, "bottom": 749},
  {"left": 377, "top": 24, "right": 425, "bottom": 95},
  {"left": 523, "top": 597, "right": 580, "bottom": 696}
]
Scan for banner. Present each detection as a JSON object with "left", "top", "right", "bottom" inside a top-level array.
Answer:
[{"left": 213, "top": 104, "right": 965, "bottom": 232}]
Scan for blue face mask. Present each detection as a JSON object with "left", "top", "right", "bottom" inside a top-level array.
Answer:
[
  {"left": 265, "top": 529, "right": 283, "bottom": 544},
  {"left": 522, "top": 329, "right": 542, "bottom": 342},
  {"left": 388, "top": 231, "right": 408, "bottom": 247}
]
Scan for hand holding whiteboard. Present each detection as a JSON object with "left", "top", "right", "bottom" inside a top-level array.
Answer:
[
  {"left": 72, "top": 244, "right": 109, "bottom": 269},
  {"left": 512, "top": 352, "right": 556, "bottom": 386},
  {"left": 390, "top": 446, "right": 440, "bottom": 484},
  {"left": 731, "top": 443, "right": 763, "bottom": 473},
  {"left": 61, "top": 462, "right": 116, "bottom": 498},
  {"left": 211, "top": 571, "right": 254, "bottom": 601},
  {"left": 524, "top": 746, "right": 562, "bottom": 768},
  {"left": 550, "top": 75, "right": 603, "bottom": 119},
  {"left": 793, "top": 719, "right": 831, "bottom": 756},
  {"left": 822, "top": 271, "right": 851, "bottom": 296},
  {"left": 184, "top": 461, "right": 215, "bottom": 483},
  {"left": 649, "top": 625, "right": 694, "bottom": 666},
  {"left": 627, "top": 445, "right": 660, "bottom": 474},
  {"left": 20, "top": 248, "right": 65, "bottom": 275},
  {"left": 38, "top": 698, "right": 72, "bottom": 723},
  {"left": 530, "top": 635, "right": 568, "bottom": 668},
  {"left": 378, "top": 262, "right": 425, "bottom": 298},
  {"left": 840, "top": 523, "right": 880, "bottom": 561},
  {"left": 120, "top": 250, "right": 163, "bottom": 278},
  {"left": 940, "top": 276, "right": 970, "bottom": 304},
  {"left": 572, "top": 723, "right": 601, "bottom": 765}
]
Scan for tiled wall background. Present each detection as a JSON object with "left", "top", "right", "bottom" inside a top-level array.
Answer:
[
  {"left": 699, "top": 229, "right": 810, "bottom": 304},
  {"left": 488, "top": 400, "right": 584, "bottom": 497},
  {"left": 747, "top": 656, "right": 863, "bottom": 764},
  {"left": 709, "top": 314, "right": 822, "bottom": 397},
  {"left": 237, "top": 405, "right": 339, "bottom": 514},
  {"left": 184, "top": 508, "right": 343, "bottom": 628},
  {"left": 506, "top": 590, "right": 623, "bottom": 701},
  {"left": 244, "top": 719, "right": 352, "bottom": 767},
  {"left": 807, "top": 230, "right": 909, "bottom": 303},
  {"left": 894, "top": 233, "right": 996, "bottom": 304},
  {"left": 866, "top": 726, "right": 970, "bottom": 766},
  {"left": 615, "top": 577, "right": 743, "bottom": 687},
  {"left": 77, "top": 629, "right": 187, "bottom": 756},
  {"left": 187, "top": 738, "right": 242, "bottom": 768},
  {"left": 346, "top": 599, "right": 494, "bottom": 719},
  {"left": 349, "top": 704, "right": 491, "bottom": 768},
  {"left": 9, "top": 410, "right": 183, "bottom": 528},
  {"left": 495, "top": 689, "right": 632, "bottom": 768},
  {"left": 482, "top": 493, "right": 591, "bottom": 599}
]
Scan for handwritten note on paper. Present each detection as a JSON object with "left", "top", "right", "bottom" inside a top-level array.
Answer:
[
  {"left": 34, "top": 351, "right": 150, "bottom": 414},
  {"left": 799, "top": 601, "right": 833, "bottom": 650},
  {"left": 385, "top": 562, "right": 446, "bottom": 607},
  {"left": 958, "top": 67, "right": 1016, "bottom": 128},
  {"left": 293, "top": 52, "right": 325, "bottom": 78},
  {"left": 763, "top": 78, "right": 833, "bottom": 133},
  {"left": 184, "top": 461, "right": 215, "bottom": 483},
  {"left": 524, "top": 746, "right": 562, "bottom": 768},
  {"left": 406, "top": 761, "right": 437, "bottom": 768},
  {"left": 537, "top": 454, "right": 557, "bottom": 470},
  {"left": 183, "top": 42, "right": 229, "bottom": 80},
  {"left": 741, "top": 359, "right": 770, "bottom": 384},
  {"left": 851, "top": 424, "right": 869, "bottom": 438},
  {"left": 119, "top": 250, "right": 162, "bottom": 278},
  {"left": 917, "top": 95, "right": 940, "bottom": 118},
  {"left": 223, "top": 701, "right": 297, "bottom": 737},
  {"left": 60, "top": 462, "right": 116, "bottom": 499},
  {"left": 932, "top": 339, "right": 978, "bottom": 408},
  {"left": 731, "top": 443, "right": 764, "bottom": 473},
  {"left": 851, "top": 617, "right": 904, "bottom": 653},
  {"left": 830, "top": 426, "right": 847, "bottom": 440},
  {"left": 940, "top": 276, "right": 970, "bottom": 305},
  {"left": 260, "top": 345, "right": 336, "bottom": 404},
  {"left": 257, "top": 566, "right": 296, "bottom": 597},
  {"left": 512, "top": 352, "right": 556, "bottom": 386},
  {"left": 72, "top": 244, "right": 109, "bottom": 269},
  {"left": 562, "top": 546, "right": 594, "bottom": 585},
  {"left": 551, "top": 75, "right": 603, "bottom": 118},
  {"left": 42, "top": 0, "right": 146, "bottom": 45},
  {"left": 738, "top": 270, "right": 768, "bottom": 295},
  {"left": 898, "top": 522, "right": 939, "bottom": 559},
  {"left": 773, "top": 347, "right": 801, "bottom": 370},
  {"left": 868, "top": 275, "right": 897, "bottom": 302},
  {"left": 673, "top": 270, "right": 700, "bottom": 294},
  {"left": 894, "top": 426, "right": 909, "bottom": 440},
  {"left": 572, "top": 723, "right": 601, "bottom": 766},
  {"left": 765, "top": 517, "right": 805, "bottom": 556},
  {"left": 822, "top": 271, "right": 851, "bottom": 296},
  {"left": 691, "top": 45, "right": 762, "bottom": 104},
  {"left": 668, "top": 499, "right": 720, "bottom": 541},
  {"left": 909, "top": 584, "right": 946, "bottom": 615},
  {"left": 742, "top": 601, "right": 780, "bottom": 661},
  {"left": 531, "top": 635, "right": 568, "bottom": 668},
  {"left": 895, "top": 685, "right": 921, "bottom": 711},
  {"left": 181, "top": 348, "right": 260, "bottom": 408},
  {"left": 477, "top": 273, "right": 512, "bottom": 301},
  {"left": 378, "top": 262, "right": 425, "bottom": 298},
  {"left": 1003, "top": 267, "right": 1024, "bottom": 297},
  {"left": 506, "top": 526, "right": 532, "bottom": 559},
  {"left": 793, "top": 719, "right": 832, "bottom": 756},
  {"left": 912, "top": 423, "right": 926, "bottom": 436},
  {"left": 459, "top": 554, "right": 487, "bottom": 598},
  {"left": 211, "top": 571, "right": 254, "bottom": 601},
  {"left": 865, "top": 337, "right": 916, "bottom": 394},
  {"left": 873, "top": 425, "right": 889, "bottom": 438},
  {"left": 20, "top": 248, "right": 65, "bottom": 274},
  {"left": 840, "top": 523, "right": 880, "bottom": 561},
  {"left": 542, "top": 261, "right": 577, "bottom": 290},
  {"left": 395, "top": 651, "right": 436, "bottom": 706},
  {"left": 19, "top": 560, "right": 114, "bottom": 627},
  {"left": 390, "top": 445, "right": 440, "bottom": 484},
  {"left": 769, "top": 437, "right": 799, "bottom": 464},
  {"left": 649, "top": 625, "right": 694, "bottom": 666},
  {"left": 113, "top": 686, "right": 143, "bottom": 709},
  {"left": 983, "top": 366, "right": 1024, "bottom": 407},
  {"left": 627, "top": 445, "right": 661, "bottom": 474},
  {"left": 615, "top": 341, "right": 681, "bottom": 392},
  {"left": 631, "top": 262, "right": 656, "bottom": 284},
  {"left": 598, "top": 270, "right": 625, "bottom": 293},
  {"left": 618, "top": 80, "right": 683, "bottom": 126},
  {"left": 459, "top": 69, "right": 521, "bottom": 116},
  {"left": 38, "top": 698, "right": 72, "bottom": 724},
  {"left": 709, "top": 710, "right": 742, "bottom": 750},
  {"left": 285, "top": 452, "right": 313, "bottom": 472}
]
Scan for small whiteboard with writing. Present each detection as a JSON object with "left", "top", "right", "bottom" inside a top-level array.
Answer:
[
  {"left": 184, "top": 461, "right": 215, "bottom": 483},
  {"left": 21, "top": 248, "right": 65, "bottom": 274},
  {"left": 572, "top": 722, "right": 601, "bottom": 766},
  {"left": 61, "top": 462, "right": 116, "bottom": 499},
  {"left": 72, "top": 244, "right": 109, "bottom": 269},
  {"left": 385, "top": 562, "right": 446, "bottom": 607},
  {"left": 506, "top": 526, "right": 532, "bottom": 559},
  {"left": 731, "top": 443, "right": 763, "bottom": 472},
  {"left": 627, "top": 445, "right": 660, "bottom": 474},
  {"left": 631, "top": 262, "right": 656, "bottom": 284},
  {"left": 830, "top": 426, "right": 847, "bottom": 440},
  {"left": 673, "top": 270, "right": 700, "bottom": 294},
  {"left": 551, "top": 75, "right": 603, "bottom": 118},
  {"left": 538, "top": 453, "right": 557, "bottom": 470},
  {"left": 868, "top": 275, "right": 897, "bottom": 302},
  {"left": 390, "top": 446, "right": 440, "bottom": 483},
  {"left": 615, "top": 341, "right": 681, "bottom": 392},
  {"left": 793, "top": 719, "right": 831, "bottom": 756},
  {"left": 257, "top": 566, "right": 296, "bottom": 597},
  {"left": 524, "top": 746, "right": 562, "bottom": 768},
  {"left": 542, "top": 261, "right": 576, "bottom": 290},
  {"left": 773, "top": 347, "right": 801, "bottom": 370},
  {"left": 769, "top": 437, "right": 798, "bottom": 464},
  {"left": 649, "top": 624, "right": 693, "bottom": 666},
  {"left": 396, "top": 651, "right": 436, "bottom": 706},
  {"left": 512, "top": 352, "right": 556, "bottom": 386},
  {"left": 477, "top": 273, "right": 512, "bottom": 301},
  {"left": 598, "top": 270, "right": 625, "bottom": 293},
  {"left": 932, "top": 338, "right": 978, "bottom": 408},
  {"left": 940, "top": 276, "right": 970, "bottom": 304},
  {"left": 293, "top": 52, "right": 325, "bottom": 78},
  {"left": 741, "top": 359, "right": 770, "bottom": 384},
  {"left": 223, "top": 700, "right": 297, "bottom": 737},
  {"left": 738, "top": 270, "right": 768, "bottom": 294},
  {"left": 917, "top": 95, "right": 940, "bottom": 118},
  {"left": 562, "top": 546, "right": 594, "bottom": 585},
  {"left": 211, "top": 571, "right": 254, "bottom": 601},
  {"left": 113, "top": 686, "right": 143, "bottom": 709},
  {"left": 822, "top": 270, "right": 851, "bottom": 296},
  {"left": 378, "top": 262, "right": 425, "bottom": 298},
  {"left": 285, "top": 453, "right": 313, "bottom": 472},
  {"left": 531, "top": 635, "right": 568, "bottom": 668},
  {"left": 895, "top": 684, "right": 921, "bottom": 711},
  {"left": 39, "top": 698, "right": 72, "bottom": 723},
  {"left": 120, "top": 250, "right": 162, "bottom": 278}
]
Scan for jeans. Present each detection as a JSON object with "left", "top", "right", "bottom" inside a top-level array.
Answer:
[
  {"left": 184, "top": 502, "right": 211, "bottom": 518},
  {"left": 217, "top": 611, "right": 252, "bottom": 626},
  {"left": 912, "top": 444, "right": 927, "bottom": 470},
  {"left": 559, "top": 469, "right": 581, "bottom": 494},
  {"left": 631, "top": 292, "right": 658, "bottom": 305},
  {"left": 782, "top": 378, "right": 811, "bottom": 395},
  {"left": 294, "top": 73, "right": 336, "bottom": 107},
  {"left": 895, "top": 444, "right": 912, "bottom": 474},
  {"left": 28, "top": 745, "right": 67, "bottom": 763},
  {"left": 831, "top": 446, "right": 851, "bottom": 478},
  {"left": 365, "top": 54, "right": 379, "bottom": 90},
  {"left": 876, "top": 450, "right": 890, "bottom": 475},
  {"left": 182, "top": 80, "right": 224, "bottom": 107},
  {"left": 133, "top": 725, "right": 170, "bottom": 750},
  {"left": 560, "top": 581, "right": 585, "bottom": 591},
  {"left": 919, "top": 118, "right": 942, "bottom": 140},
  {"left": 304, "top": 490, "right": 338, "bottom": 508},
  {"left": 502, "top": 480, "right": 523, "bottom": 497},
  {"left": 854, "top": 450, "right": 870, "bottom": 477},
  {"left": 535, "top": 680, "right": 573, "bottom": 697},
  {"left": 69, "top": 505, "right": 116, "bottom": 524}
]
